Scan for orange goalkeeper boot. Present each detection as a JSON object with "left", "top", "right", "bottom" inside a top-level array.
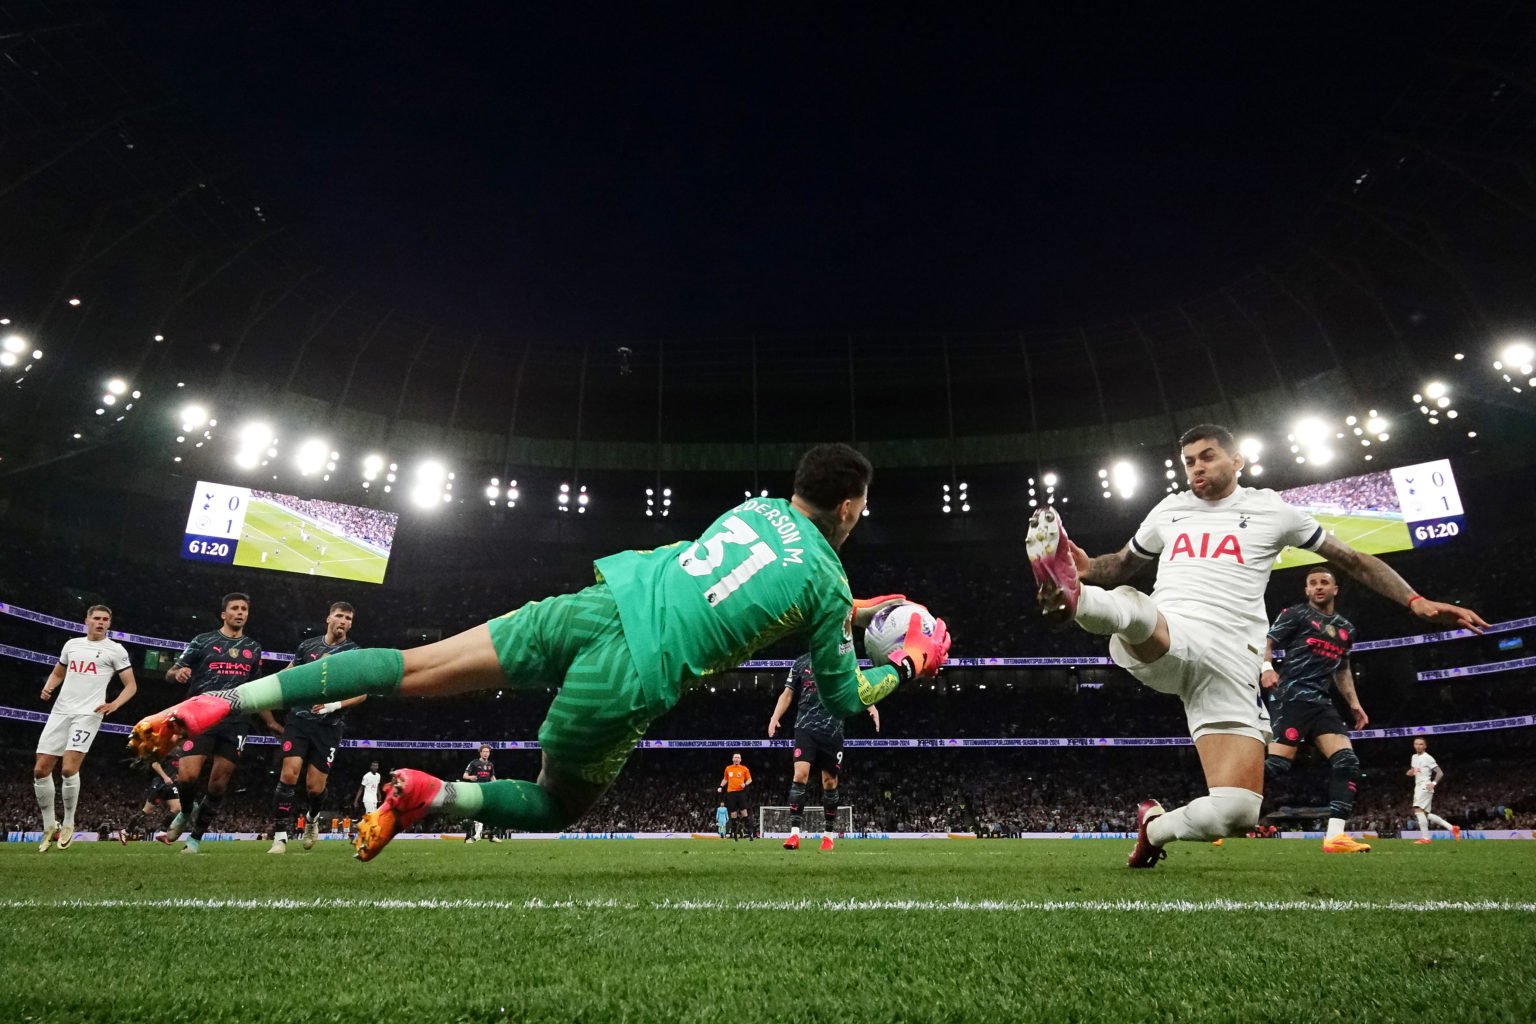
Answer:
[
  {"left": 354, "top": 768, "right": 443, "bottom": 862},
  {"left": 127, "top": 694, "right": 235, "bottom": 761}
]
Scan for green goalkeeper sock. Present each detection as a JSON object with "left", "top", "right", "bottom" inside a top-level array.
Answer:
[
  {"left": 432, "top": 780, "right": 566, "bottom": 832},
  {"left": 223, "top": 648, "right": 405, "bottom": 712}
]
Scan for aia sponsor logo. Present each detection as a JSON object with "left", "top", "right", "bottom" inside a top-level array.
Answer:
[
  {"left": 67, "top": 659, "right": 99, "bottom": 675},
  {"left": 1168, "top": 533, "right": 1245, "bottom": 563}
]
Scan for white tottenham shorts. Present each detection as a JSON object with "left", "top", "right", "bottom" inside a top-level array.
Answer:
[
  {"left": 1110, "top": 613, "right": 1271, "bottom": 744},
  {"left": 37, "top": 711, "right": 104, "bottom": 757},
  {"left": 1412, "top": 786, "right": 1436, "bottom": 812},
  {"left": 362, "top": 795, "right": 379, "bottom": 815}
]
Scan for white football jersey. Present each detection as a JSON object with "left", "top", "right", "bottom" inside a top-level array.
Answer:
[
  {"left": 361, "top": 771, "right": 381, "bottom": 798},
  {"left": 1411, "top": 752, "right": 1439, "bottom": 787},
  {"left": 52, "top": 636, "right": 133, "bottom": 715},
  {"left": 1130, "top": 487, "right": 1326, "bottom": 646}
]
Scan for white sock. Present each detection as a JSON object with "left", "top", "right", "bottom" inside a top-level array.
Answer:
[
  {"left": 1415, "top": 810, "right": 1430, "bottom": 833},
  {"left": 1428, "top": 813, "right": 1454, "bottom": 831},
  {"left": 275, "top": 831, "right": 288, "bottom": 842},
  {"left": 60, "top": 773, "right": 81, "bottom": 828},
  {"left": 474, "top": 821, "right": 484, "bottom": 839},
  {"left": 1147, "top": 787, "right": 1262, "bottom": 845},
  {"left": 1327, "top": 817, "right": 1347, "bottom": 837},
  {"left": 1075, "top": 585, "right": 1159, "bottom": 643},
  {"left": 791, "top": 826, "right": 800, "bottom": 837},
  {"left": 33, "top": 775, "right": 56, "bottom": 829}
]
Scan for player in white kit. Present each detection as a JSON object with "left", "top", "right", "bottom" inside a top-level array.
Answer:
[
  {"left": 1407, "top": 737, "right": 1460, "bottom": 843},
  {"left": 1027, "top": 424, "right": 1488, "bottom": 868},
  {"left": 356, "top": 761, "right": 383, "bottom": 815},
  {"left": 33, "top": 605, "right": 137, "bottom": 851}
]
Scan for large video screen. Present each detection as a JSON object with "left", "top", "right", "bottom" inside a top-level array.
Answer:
[
  {"left": 180, "top": 481, "right": 400, "bottom": 584},
  {"left": 1273, "top": 459, "right": 1465, "bottom": 569}
]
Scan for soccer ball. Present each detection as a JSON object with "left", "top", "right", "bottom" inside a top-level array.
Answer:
[{"left": 862, "top": 602, "right": 936, "bottom": 665}]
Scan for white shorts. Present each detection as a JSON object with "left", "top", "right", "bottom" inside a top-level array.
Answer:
[
  {"left": 1110, "top": 613, "right": 1270, "bottom": 744},
  {"left": 363, "top": 796, "right": 379, "bottom": 815},
  {"left": 1413, "top": 787, "right": 1435, "bottom": 811},
  {"left": 37, "top": 711, "right": 104, "bottom": 757}
]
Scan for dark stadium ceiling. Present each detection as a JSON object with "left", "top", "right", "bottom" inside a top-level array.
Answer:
[{"left": 1, "top": 2, "right": 1534, "bottom": 467}]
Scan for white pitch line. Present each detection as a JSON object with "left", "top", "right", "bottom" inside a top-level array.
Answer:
[{"left": 4, "top": 897, "right": 1534, "bottom": 913}]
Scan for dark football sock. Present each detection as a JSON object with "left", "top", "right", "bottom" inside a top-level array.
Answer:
[
  {"left": 787, "top": 782, "right": 807, "bottom": 830},
  {"left": 191, "top": 792, "right": 222, "bottom": 841},
  {"left": 1327, "top": 748, "right": 1362, "bottom": 820},
  {"left": 822, "top": 788, "right": 840, "bottom": 835},
  {"left": 1263, "top": 755, "right": 1293, "bottom": 782},
  {"left": 274, "top": 783, "right": 295, "bottom": 837}
]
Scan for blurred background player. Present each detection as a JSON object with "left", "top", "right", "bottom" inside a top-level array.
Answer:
[
  {"left": 1028, "top": 424, "right": 1487, "bottom": 869},
  {"left": 462, "top": 746, "right": 500, "bottom": 842},
  {"left": 1260, "top": 567, "right": 1371, "bottom": 854},
  {"left": 769, "top": 652, "right": 880, "bottom": 851},
  {"left": 715, "top": 800, "right": 728, "bottom": 838},
  {"left": 717, "top": 753, "right": 753, "bottom": 840},
  {"left": 271, "top": 601, "right": 362, "bottom": 854},
  {"left": 123, "top": 751, "right": 182, "bottom": 843},
  {"left": 163, "top": 593, "right": 282, "bottom": 853},
  {"left": 1407, "top": 738, "right": 1460, "bottom": 843},
  {"left": 33, "top": 605, "right": 136, "bottom": 851},
  {"left": 132, "top": 444, "right": 949, "bottom": 861},
  {"left": 356, "top": 761, "right": 383, "bottom": 816}
]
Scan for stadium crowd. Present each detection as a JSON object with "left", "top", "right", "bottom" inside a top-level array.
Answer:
[
  {"left": 249, "top": 491, "right": 400, "bottom": 551},
  {"left": 1278, "top": 472, "right": 1400, "bottom": 514}
]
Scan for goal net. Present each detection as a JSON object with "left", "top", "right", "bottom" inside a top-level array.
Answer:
[{"left": 758, "top": 805, "right": 854, "bottom": 838}]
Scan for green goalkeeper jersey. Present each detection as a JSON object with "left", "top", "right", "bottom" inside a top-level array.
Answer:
[{"left": 593, "top": 496, "right": 901, "bottom": 718}]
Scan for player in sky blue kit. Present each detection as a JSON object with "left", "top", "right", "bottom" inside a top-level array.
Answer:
[{"left": 1261, "top": 567, "right": 1371, "bottom": 853}]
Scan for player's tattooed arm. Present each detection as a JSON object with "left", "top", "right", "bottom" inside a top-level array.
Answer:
[
  {"left": 1334, "top": 662, "right": 1367, "bottom": 730},
  {"left": 1318, "top": 536, "right": 1490, "bottom": 631},
  {"left": 1077, "top": 545, "right": 1146, "bottom": 587}
]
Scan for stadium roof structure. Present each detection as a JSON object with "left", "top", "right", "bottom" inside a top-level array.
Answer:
[{"left": 2, "top": 2, "right": 1534, "bottom": 487}]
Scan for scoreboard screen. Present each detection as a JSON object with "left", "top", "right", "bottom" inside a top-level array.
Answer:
[
  {"left": 180, "top": 481, "right": 400, "bottom": 585},
  {"left": 1272, "top": 459, "right": 1465, "bottom": 569}
]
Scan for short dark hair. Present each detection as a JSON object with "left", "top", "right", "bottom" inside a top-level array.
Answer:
[
  {"left": 1306, "top": 566, "right": 1338, "bottom": 583},
  {"left": 329, "top": 601, "right": 355, "bottom": 615},
  {"left": 85, "top": 604, "right": 112, "bottom": 619},
  {"left": 221, "top": 592, "right": 250, "bottom": 612},
  {"left": 793, "top": 443, "right": 873, "bottom": 511},
  {"left": 1178, "top": 423, "right": 1238, "bottom": 455}
]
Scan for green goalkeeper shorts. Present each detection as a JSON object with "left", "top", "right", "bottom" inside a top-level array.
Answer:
[{"left": 487, "top": 583, "right": 654, "bottom": 786}]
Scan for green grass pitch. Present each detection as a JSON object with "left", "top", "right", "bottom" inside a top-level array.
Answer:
[
  {"left": 231, "top": 498, "right": 390, "bottom": 584},
  {"left": 1275, "top": 512, "right": 1412, "bottom": 570},
  {"left": 5, "top": 839, "right": 1534, "bottom": 1023}
]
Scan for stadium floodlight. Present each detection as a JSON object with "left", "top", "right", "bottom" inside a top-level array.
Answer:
[
  {"left": 295, "top": 438, "right": 329, "bottom": 476},
  {"left": 1424, "top": 381, "right": 1447, "bottom": 400},
  {"left": 68, "top": 297, "right": 81, "bottom": 306},
  {"left": 1, "top": 335, "right": 24, "bottom": 354},
  {"left": 102, "top": 394, "right": 116, "bottom": 406},
  {"left": 1499, "top": 340, "right": 1534, "bottom": 374},
  {"left": 1042, "top": 472, "right": 1058, "bottom": 487},
  {"left": 362, "top": 454, "right": 385, "bottom": 480},
  {"left": 1249, "top": 464, "right": 1264, "bottom": 477},
  {"left": 1110, "top": 461, "right": 1137, "bottom": 500},
  {"left": 485, "top": 484, "right": 500, "bottom": 500},
  {"left": 0, "top": 352, "right": 16, "bottom": 368},
  {"left": 106, "top": 378, "right": 128, "bottom": 396},
  {"left": 411, "top": 460, "right": 447, "bottom": 508},
  {"left": 1290, "top": 417, "right": 1328, "bottom": 448},
  {"left": 1238, "top": 437, "right": 1263, "bottom": 462},
  {"left": 234, "top": 422, "right": 273, "bottom": 470}
]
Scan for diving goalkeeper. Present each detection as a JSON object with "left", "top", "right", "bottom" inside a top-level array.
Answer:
[{"left": 129, "top": 444, "right": 950, "bottom": 860}]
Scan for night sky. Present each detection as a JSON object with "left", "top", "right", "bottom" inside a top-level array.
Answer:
[{"left": 130, "top": 4, "right": 1458, "bottom": 340}]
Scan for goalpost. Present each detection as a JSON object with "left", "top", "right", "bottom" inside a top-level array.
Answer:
[{"left": 759, "top": 805, "right": 854, "bottom": 838}]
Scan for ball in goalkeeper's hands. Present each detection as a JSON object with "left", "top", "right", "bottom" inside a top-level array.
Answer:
[{"left": 862, "top": 602, "right": 937, "bottom": 665}]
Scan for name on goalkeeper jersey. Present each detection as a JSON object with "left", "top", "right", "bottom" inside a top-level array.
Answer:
[{"left": 732, "top": 499, "right": 804, "bottom": 561}]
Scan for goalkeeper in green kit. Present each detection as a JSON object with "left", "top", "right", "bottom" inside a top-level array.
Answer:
[{"left": 128, "top": 444, "right": 951, "bottom": 860}]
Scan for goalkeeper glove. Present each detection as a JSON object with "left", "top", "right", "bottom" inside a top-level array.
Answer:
[
  {"left": 851, "top": 594, "right": 906, "bottom": 629},
  {"left": 888, "top": 614, "right": 951, "bottom": 682}
]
